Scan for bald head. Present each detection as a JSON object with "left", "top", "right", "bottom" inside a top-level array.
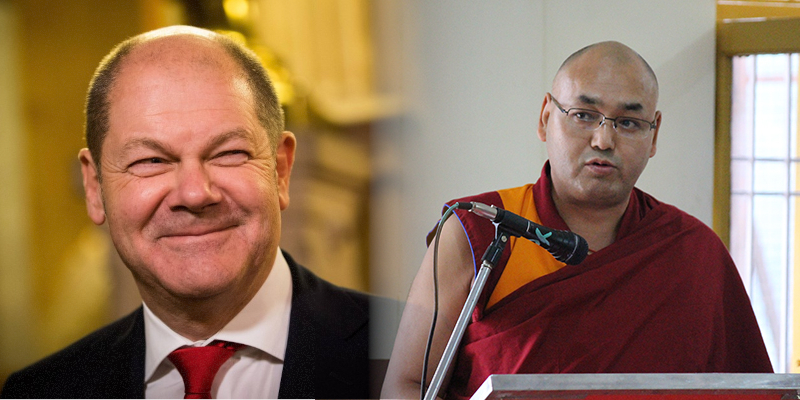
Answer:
[
  {"left": 121, "top": 27, "right": 234, "bottom": 75},
  {"left": 85, "top": 26, "right": 283, "bottom": 170},
  {"left": 553, "top": 41, "right": 658, "bottom": 101}
]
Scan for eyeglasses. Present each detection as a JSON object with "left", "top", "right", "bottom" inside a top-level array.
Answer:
[{"left": 550, "top": 94, "right": 656, "bottom": 137}]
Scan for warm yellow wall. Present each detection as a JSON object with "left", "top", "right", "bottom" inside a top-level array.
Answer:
[
  {"left": 0, "top": 0, "right": 143, "bottom": 383},
  {"left": 0, "top": 0, "right": 34, "bottom": 382}
]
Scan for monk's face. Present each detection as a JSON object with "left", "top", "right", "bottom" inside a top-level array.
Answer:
[{"left": 537, "top": 45, "right": 660, "bottom": 209}]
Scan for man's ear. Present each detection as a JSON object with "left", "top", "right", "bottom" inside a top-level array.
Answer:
[
  {"left": 275, "top": 131, "right": 297, "bottom": 210},
  {"left": 537, "top": 93, "right": 553, "bottom": 142},
  {"left": 78, "top": 149, "right": 106, "bottom": 225},
  {"left": 649, "top": 110, "right": 662, "bottom": 158}
]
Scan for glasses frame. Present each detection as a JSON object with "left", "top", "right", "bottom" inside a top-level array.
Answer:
[{"left": 550, "top": 94, "right": 657, "bottom": 134}]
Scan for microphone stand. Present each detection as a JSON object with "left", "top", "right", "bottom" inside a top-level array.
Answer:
[{"left": 423, "top": 229, "right": 511, "bottom": 400}]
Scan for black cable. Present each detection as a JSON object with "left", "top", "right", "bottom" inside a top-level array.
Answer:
[{"left": 420, "top": 203, "right": 460, "bottom": 400}]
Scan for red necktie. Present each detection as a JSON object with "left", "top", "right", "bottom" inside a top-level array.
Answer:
[{"left": 167, "top": 341, "right": 244, "bottom": 399}]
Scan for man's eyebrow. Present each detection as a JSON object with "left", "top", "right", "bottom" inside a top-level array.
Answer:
[
  {"left": 207, "top": 128, "right": 257, "bottom": 149},
  {"left": 577, "top": 95, "right": 600, "bottom": 106},
  {"left": 120, "top": 137, "right": 171, "bottom": 156},
  {"left": 622, "top": 102, "right": 644, "bottom": 112},
  {"left": 577, "top": 95, "right": 644, "bottom": 113},
  {"left": 117, "top": 129, "right": 258, "bottom": 158}
]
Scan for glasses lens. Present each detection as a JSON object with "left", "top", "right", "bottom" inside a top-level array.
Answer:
[
  {"left": 564, "top": 106, "right": 652, "bottom": 135},
  {"left": 615, "top": 117, "right": 651, "bottom": 135},
  {"left": 566, "top": 109, "right": 602, "bottom": 129}
]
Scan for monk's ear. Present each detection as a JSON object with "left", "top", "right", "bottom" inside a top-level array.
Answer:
[
  {"left": 649, "top": 110, "right": 662, "bottom": 158},
  {"left": 537, "top": 93, "right": 553, "bottom": 142},
  {"left": 78, "top": 149, "right": 106, "bottom": 225}
]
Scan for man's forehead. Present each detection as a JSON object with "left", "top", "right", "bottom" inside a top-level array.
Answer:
[
  {"left": 104, "top": 47, "right": 260, "bottom": 145},
  {"left": 571, "top": 94, "right": 647, "bottom": 112},
  {"left": 553, "top": 67, "right": 658, "bottom": 112},
  {"left": 107, "top": 63, "right": 254, "bottom": 120}
]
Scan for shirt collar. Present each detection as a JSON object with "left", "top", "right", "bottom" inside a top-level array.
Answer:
[{"left": 143, "top": 250, "right": 293, "bottom": 382}]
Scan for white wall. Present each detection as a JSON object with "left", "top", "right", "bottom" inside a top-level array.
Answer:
[{"left": 370, "top": 0, "right": 717, "bottom": 306}]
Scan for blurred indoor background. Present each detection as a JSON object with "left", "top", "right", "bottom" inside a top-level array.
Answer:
[{"left": 1, "top": 0, "right": 799, "bottom": 387}]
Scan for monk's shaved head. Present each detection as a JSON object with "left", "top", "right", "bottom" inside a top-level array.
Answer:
[
  {"left": 553, "top": 41, "right": 658, "bottom": 101},
  {"left": 538, "top": 40, "right": 661, "bottom": 211}
]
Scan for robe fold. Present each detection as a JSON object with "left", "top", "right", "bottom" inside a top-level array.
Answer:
[{"left": 433, "top": 163, "right": 773, "bottom": 400}]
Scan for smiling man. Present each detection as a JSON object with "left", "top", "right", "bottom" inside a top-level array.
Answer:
[
  {"left": 1, "top": 26, "right": 369, "bottom": 399},
  {"left": 382, "top": 41, "right": 772, "bottom": 400}
]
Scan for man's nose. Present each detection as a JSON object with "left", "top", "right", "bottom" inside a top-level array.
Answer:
[
  {"left": 591, "top": 120, "right": 616, "bottom": 151},
  {"left": 167, "top": 161, "right": 222, "bottom": 212}
]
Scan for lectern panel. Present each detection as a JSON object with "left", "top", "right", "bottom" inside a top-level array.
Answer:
[{"left": 470, "top": 374, "right": 800, "bottom": 400}]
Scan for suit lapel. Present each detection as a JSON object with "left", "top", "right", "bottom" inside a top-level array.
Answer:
[
  {"left": 278, "top": 251, "right": 369, "bottom": 399},
  {"left": 102, "top": 307, "right": 146, "bottom": 398},
  {"left": 279, "top": 255, "right": 320, "bottom": 399}
]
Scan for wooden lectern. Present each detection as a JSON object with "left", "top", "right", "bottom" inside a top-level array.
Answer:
[{"left": 469, "top": 373, "right": 800, "bottom": 400}]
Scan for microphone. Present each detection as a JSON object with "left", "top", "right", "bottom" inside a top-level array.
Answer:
[{"left": 457, "top": 201, "right": 589, "bottom": 265}]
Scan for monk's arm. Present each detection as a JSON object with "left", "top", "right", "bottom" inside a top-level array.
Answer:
[{"left": 381, "top": 217, "right": 475, "bottom": 400}]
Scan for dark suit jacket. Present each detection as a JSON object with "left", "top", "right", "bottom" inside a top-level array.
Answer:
[{"left": 1, "top": 251, "right": 370, "bottom": 399}]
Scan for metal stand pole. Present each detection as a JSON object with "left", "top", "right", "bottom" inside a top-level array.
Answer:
[{"left": 423, "top": 230, "right": 510, "bottom": 400}]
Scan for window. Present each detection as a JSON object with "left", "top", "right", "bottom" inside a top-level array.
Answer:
[
  {"left": 716, "top": 17, "right": 800, "bottom": 373},
  {"left": 729, "top": 53, "right": 798, "bottom": 372}
]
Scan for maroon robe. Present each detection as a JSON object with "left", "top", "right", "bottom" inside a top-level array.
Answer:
[{"left": 437, "top": 163, "right": 773, "bottom": 400}]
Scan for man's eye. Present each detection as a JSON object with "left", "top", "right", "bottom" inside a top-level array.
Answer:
[
  {"left": 128, "top": 157, "right": 166, "bottom": 168},
  {"left": 617, "top": 118, "right": 643, "bottom": 130},
  {"left": 572, "top": 111, "right": 599, "bottom": 122},
  {"left": 127, "top": 157, "right": 171, "bottom": 176},
  {"left": 214, "top": 150, "right": 250, "bottom": 166}
]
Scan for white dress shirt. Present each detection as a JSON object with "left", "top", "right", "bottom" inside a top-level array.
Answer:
[{"left": 144, "top": 250, "right": 293, "bottom": 399}]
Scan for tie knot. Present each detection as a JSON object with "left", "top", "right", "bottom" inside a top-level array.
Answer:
[{"left": 168, "top": 341, "right": 244, "bottom": 399}]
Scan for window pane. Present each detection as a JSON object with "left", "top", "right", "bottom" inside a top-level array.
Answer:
[
  {"left": 730, "top": 194, "right": 752, "bottom": 290},
  {"left": 750, "top": 265, "right": 781, "bottom": 371},
  {"left": 754, "top": 54, "right": 791, "bottom": 160},
  {"left": 730, "top": 52, "right": 798, "bottom": 373},
  {"left": 792, "top": 54, "right": 799, "bottom": 159},
  {"left": 731, "top": 159, "right": 752, "bottom": 194},
  {"left": 752, "top": 195, "right": 789, "bottom": 280},
  {"left": 732, "top": 55, "right": 755, "bottom": 159},
  {"left": 752, "top": 194, "right": 788, "bottom": 371},
  {"left": 791, "top": 196, "right": 800, "bottom": 369},
  {"left": 753, "top": 160, "right": 787, "bottom": 193}
]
